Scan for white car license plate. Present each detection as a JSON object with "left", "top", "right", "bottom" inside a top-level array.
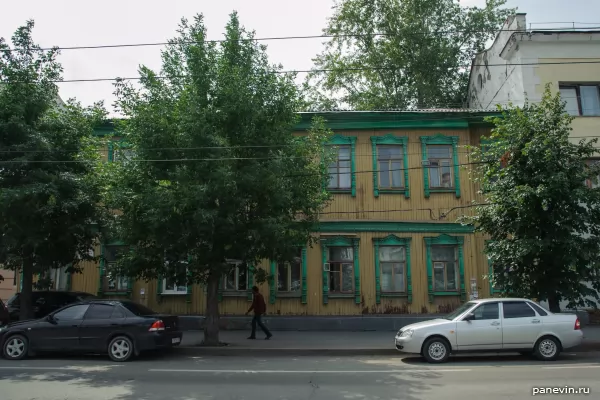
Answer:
[{"left": 172, "top": 338, "right": 181, "bottom": 344}]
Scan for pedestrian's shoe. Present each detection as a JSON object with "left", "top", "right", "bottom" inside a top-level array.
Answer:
[
  {"left": 247, "top": 336, "right": 256, "bottom": 340},
  {"left": 265, "top": 334, "right": 272, "bottom": 340}
]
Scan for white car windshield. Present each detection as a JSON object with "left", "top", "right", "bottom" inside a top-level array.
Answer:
[{"left": 444, "top": 301, "right": 476, "bottom": 320}]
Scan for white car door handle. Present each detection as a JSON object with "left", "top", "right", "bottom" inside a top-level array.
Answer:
[
  {"left": 531, "top": 319, "right": 541, "bottom": 324},
  {"left": 491, "top": 321, "right": 500, "bottom": 326}
]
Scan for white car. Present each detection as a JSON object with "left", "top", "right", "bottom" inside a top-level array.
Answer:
[{"left": 395, "top": 298, "right": 583, "bottom": 363}]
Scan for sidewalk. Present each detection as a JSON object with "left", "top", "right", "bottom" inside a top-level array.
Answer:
[{"left": 173, "top": 326, "right": 600, "bottom": 356}]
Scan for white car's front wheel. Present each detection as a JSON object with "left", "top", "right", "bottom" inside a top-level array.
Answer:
[{"left": 422, "top": 337, "right": 451, "bottom": 363}]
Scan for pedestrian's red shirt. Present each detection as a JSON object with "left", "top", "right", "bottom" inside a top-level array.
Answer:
[{"left": 250, "top": 293, "right": 266, "bottom": 315}]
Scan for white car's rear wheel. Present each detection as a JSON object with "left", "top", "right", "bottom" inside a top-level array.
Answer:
[
  {"left": 533, "top": 336, "right": 561, "bottom": 361},
  {"left": 422, "top": 337, "right": 450, "bottom": 363}
]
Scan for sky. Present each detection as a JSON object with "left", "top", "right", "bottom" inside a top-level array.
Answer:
[{"left": 2, "top": 0, "right": 600, "bottom": 115}]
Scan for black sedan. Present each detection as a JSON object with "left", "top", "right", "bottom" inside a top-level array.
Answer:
[{"left": 0, "top": 300, "right": 182, "bottom": 362}]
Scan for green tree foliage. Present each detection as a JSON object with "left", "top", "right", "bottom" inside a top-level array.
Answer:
[
  {"left": 104, "top": 12, "right": 333, "bottom": 345},
  {"left": 467, "top": 85, "right": 600, "bottom": 312},
  {"left": 0, "top": 21, "right": 108, "bottom": 319},
  {"left": 304, "top": 0, "right": 513, "bottom": 110}
]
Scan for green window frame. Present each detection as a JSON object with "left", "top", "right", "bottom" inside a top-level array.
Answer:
[
  {"left": 216, "top": 260, "right": 254, "bottom": 302},
  {"left": 424, "top": 234, "right": 466, "bottom": 302},
  {"left": 269, "top": 246, "right": 308, "bottom": 304},
  {"left": 156, "top": 255, "right": 193, "bottom": 304},
  {"left": 98, "top": 241, "right": 132, "bottom": 298},
  {"left": 326, "top": 135, "right": 357, "bottom": 197},
  {"left": 420, "top": 134, "right": 461, "bottom": 198},
  {"left": 373, "top": 235, "right": 412, "bottom": 304},
  {"left": 484, "top": 240, "right": 504, "bottom": 296},
  {"left": 370, "top": 135, "right": 410, "bottom": 198},
  {"left": 320, "top": 236, "right": 360, "bottom": 304}
]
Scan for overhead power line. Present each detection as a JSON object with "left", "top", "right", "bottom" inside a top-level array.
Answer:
[
  {"left": 4, "top": 60, "right": 600, "bottom": 85},
  {"left": 2, "top": 25, "right": 600, "bottom": 53}
]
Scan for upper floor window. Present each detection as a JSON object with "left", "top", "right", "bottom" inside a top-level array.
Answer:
[
  {"left": 427, "top": 145, "right": 453, "bottom": 189},
  {"left": 559, "top": 84, "right": 600, "bottom": 116},
  {"left": 585, "top": 159, "right": 600, "bottom": 188},
  {"left": 377, "top": 145, "right": 404, "bottom": 189},
  {"left": 328, "top": 146, "right": 352, "bottom": 190}
]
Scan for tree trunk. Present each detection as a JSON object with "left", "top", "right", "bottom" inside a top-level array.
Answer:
[
  {"left": 19, "top": 259, "right": 34, "bottom": 320},
  {"left": 203, "top": 271, "right": 220, "bottom": 346},
  {"left": 547, "top": 293, "right": 561, "bottom": 313}
]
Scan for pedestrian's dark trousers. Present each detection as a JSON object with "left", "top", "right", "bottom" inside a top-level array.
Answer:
[{"left": 251, "top": 314, "right": 271, "bottom": 337}]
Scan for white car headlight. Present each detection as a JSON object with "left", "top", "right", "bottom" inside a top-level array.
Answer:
[{"left": 400, "top": 329, "right": 414, "bottom": 338}]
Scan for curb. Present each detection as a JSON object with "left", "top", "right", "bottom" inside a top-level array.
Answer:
[
  {"left": 171, "top": 343, "right": 600, "bottom": 357},
  {"left": 172, "top": 346, "right": 398, "bottom": 357}
]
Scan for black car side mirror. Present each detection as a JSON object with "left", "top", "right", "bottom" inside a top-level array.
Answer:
[
  {"left": 46, "top": 314, "right": 56, "bottom": 323},
  {"left": 464, "top": 313, "right": 476, "bottom": 322}
]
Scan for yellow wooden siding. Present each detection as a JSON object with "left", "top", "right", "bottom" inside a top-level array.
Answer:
[
  {"left": 68, "top": 231, "right": 493, "bottom": 315},
  {"left": 64, "top": 125, "right": 498, "bottom": 315}
]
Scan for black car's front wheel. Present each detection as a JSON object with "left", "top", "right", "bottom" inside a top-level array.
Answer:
[
  {"left": 3, "top": 334, "right": 28, "bottom": 360},
  {"left": 108, "top": 336, "right": 134, "bottom": 362}
]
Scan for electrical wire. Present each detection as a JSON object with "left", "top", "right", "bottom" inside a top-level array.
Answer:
[
  {"left": 4, "top": 59, "right": 600, "bottom": 84},
  {"left": 2, "top": 25, "right": 600, "bottom": 53}
]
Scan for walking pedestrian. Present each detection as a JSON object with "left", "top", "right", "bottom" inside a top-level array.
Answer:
[{"left": 246, "top": 286, "right": 272, "bottom": 340}]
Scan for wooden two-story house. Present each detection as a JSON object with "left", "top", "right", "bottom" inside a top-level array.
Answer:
[{"left": 19, "top": 110, "right": 500, "bottom": 316}]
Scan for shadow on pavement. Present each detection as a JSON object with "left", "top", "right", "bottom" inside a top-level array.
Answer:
[{"left": 399, "top": 352, "right": 599, "bottom": 365}]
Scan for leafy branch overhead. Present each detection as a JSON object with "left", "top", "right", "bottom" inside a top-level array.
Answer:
[
  {"left": 466, "top": 84, "right": 600, "bottom": 311},
  {"left": 304, "top": 0, "right": 514, "bottom": 110}
]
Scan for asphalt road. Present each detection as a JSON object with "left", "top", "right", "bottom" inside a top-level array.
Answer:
[{"left": 1, "top": 352, "right": 599, "bottom": 400}]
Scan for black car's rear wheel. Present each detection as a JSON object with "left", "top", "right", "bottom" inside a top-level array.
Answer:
[
  {"left": 108, "top": 336, "right": 134, "bottom": 362},
  {"left": 3, "top": 334, "right": 28, "bottom": 360}
]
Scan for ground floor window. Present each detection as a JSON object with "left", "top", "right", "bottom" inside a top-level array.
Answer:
[
  {"left": 431, "top": 245, "right": 458, "bottom": 291},
  {"left": 379, "top": 246, "right": 406, "bottom": 293},
  {"left": 277, "top": 248, "right": 302, "bottom": 293},
  {"left": 327, "top": 246, "right": 354, "bottom": 293},
  {"left": 224, "top": 260, "right": 248, "bottom": 291},
  {"left": 162, "top": 277, "right": 188, "bottom": 295},
  {"left": 103, "top": 245, "right": 129, "bottom": 293}
]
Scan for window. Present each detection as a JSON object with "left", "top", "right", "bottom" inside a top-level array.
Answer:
[
  {"left": 377, "top": 145, "right": 404, "bottom": 189},
  {"left": 379, "top": 246, "right": 406, "bottom": 293},
  {"left": 103, "top": 245, "right": 129, "bottom": 292},
  {"left": 162, "top": 277, "right": 188, "bottom": 294},
  {"left": 427, "top": 145, "right": 453, "bottom": 189},
  {"left": 328, "top": 247, "right": 354, "bottom": 293},
  {"left": 224, "top": 260, "right": 248, "bottom": 291},
  {"left": 84, "top": 304, "right": 114, "bottom": 320},
  {"left": 585, "top": 159, "right": 600, "bottom": 188},
  {"left": 54, "top": 304, "right": 89, "bottom": 320},
  {"left": 420, "top": 135, "right": 460, "bottom": 198},
  {"left": 471, "top": 302, "right": 499, "bottom": 320},
  {"left": 431, "top": 246, "right": 458, "bottom": 291},
  {"left": 121, "top": 301, "right": 156, "bottom": 316},
  {"left": 527, "top": 301, "right": 548, "bottom": 316},
  {"left": 503, "top": 301, "right": 536, "bottom": 318},
  {"left": 328, "top": 145, "right": 351, "bottom": 190},
  {"left": 559, "top": 84, "right": 600, "bottom": 116},
  {"left": 277, "top": 249, "right": 301, "bottom": 293},
  {"left": 111, "top": 306, "right": 127, "bottom": 319},
  {"left": 111, "top": 143, "right": 137, "bottom": 164}
]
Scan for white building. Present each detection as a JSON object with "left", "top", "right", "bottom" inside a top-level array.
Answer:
[{"left": 467, "top": 13, "right": 600, "bottom": 312}]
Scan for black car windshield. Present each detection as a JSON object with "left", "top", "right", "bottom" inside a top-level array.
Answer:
[
  {"left": 444, "top": 302, "right": 476, "bottom": 320},
  {"left": 121, "top": 301, "right": 157, "bottom": 316}
]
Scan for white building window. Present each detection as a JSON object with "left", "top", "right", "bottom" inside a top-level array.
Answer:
[
  {"left": 162, "top": 277, "right": 188, "bottom": 295},
  {"left": 559, "top": 84, "right": 600, "bottom": 116}
]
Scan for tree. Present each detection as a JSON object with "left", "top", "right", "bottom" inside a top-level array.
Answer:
[
  {"left": 105, "top": 12, "right": 333, "bottom": 345},
  {"left": 0, "top": 21, "right": 108, "bottom": 319},
  {"left": 467, "top": 85, "right": 600, "bottom": 312},
  {"left": 304, "top": 0, "right": 513, "bottom": 110}
]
